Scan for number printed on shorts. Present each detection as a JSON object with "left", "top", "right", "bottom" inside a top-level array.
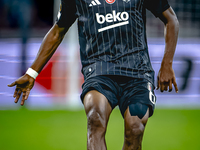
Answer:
[{"left": 149, "top": 91, "right": 156, "bottom": 104}]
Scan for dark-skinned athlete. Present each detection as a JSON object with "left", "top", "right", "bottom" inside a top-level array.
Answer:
[{"left": 8, "top": 0, "right": 179, "bottom": 149}]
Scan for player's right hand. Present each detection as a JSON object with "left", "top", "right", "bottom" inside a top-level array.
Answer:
[{"left": 7, "top": 74, "right": 35, "bottom": 106}]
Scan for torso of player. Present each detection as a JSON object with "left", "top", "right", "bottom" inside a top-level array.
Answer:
[
  {"left": 74, "top": 0, "right": 154, "bottom": 84},
  {"left": 76, "top": 0, "right": 147, "bottom": 60}
]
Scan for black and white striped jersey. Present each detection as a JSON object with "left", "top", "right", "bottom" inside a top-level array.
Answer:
[{"left": 56, "top": 0, "right": 170, "bottom": 86}]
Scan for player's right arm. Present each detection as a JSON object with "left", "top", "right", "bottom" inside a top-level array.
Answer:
[
  {"left": 145, "top": 0, "right": 179, "bottom": 93},
  {"left": 30, "top": 24, "right": 68, "bottom": 74},
  {"left": 8, "top": 0, "right": 77, "bottom": 105},
  {"left": 7, "top": 24, "right": 68, "bottom": 105}
]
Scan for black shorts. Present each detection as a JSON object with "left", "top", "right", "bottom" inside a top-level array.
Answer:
[{"left": 81, "top": 75, "right": 156, "bottom": 117}]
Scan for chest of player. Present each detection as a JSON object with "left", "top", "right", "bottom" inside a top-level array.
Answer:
[{"left": 76, "top": 0, "right": 144, "bottom": 20}]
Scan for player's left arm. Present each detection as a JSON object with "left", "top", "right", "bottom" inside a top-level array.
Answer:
[{"left": 157, "top": 7, "right": 179, "bottom": 92}]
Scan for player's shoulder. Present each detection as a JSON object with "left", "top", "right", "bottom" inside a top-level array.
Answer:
[
  {"left": 144, "top": 0, "right": 169, "bottom": 5},
  {"left": 61, "top": 0, "right": 77, "bottom": 4},
  {"left": 60, "top": 0, "right": 77, "bottom": 9}
]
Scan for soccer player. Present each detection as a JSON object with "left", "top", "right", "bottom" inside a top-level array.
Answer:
[{"left": 8, "top": 0, "right": 179, "bottom": 149}]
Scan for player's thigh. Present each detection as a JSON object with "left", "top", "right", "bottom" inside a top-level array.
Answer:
[
  {"left": 119, "top": 79, "right": 156, "bottom": 119},
  {"left": 83, "top": 90, "right": 112, "bottom": 121},
  {"left": 81, "top": 75, "right": 119, "bottom": 120}
]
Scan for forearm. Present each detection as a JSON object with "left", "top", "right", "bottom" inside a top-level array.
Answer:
[
  {"left": 30, "top": 24, "right": 66, "bottom": 73},
  {"left": 156, "top": 8, "right": 179, "bottom": 92},
  {"left": 161, "top": 11, "right": 179, "bottom": 67}
]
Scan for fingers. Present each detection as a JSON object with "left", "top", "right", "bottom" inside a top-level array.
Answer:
[
  {"left": 14, "top": 90, "right": 22, "bottom": 103},
  {"left": 169, "top": 80, "right": 172, "bottom": 92},
  {"left": 13, "top": 88, "right": 18, "bottom": 98},
  {"left": 156, "top": 67, "right": 178, "bottom": 93},
  {"left": 21, "top": 98, "right": 25, "bottom": 106},
  {"left": 159, "top": 82, "right": 168, "bottom": 92},
  {"left": 7, "top": 81, "right": 16, "bottom": 87},
  {"left": 164, "top": 83, "right": 168, "bottom": 91},
  {"left": 21, "top": 89, "right": 30, "bottom": 106},
  {"left": 14, "top": 90, "right": 30, "bottom": 106},
  {"left": 13, "top": 88, "right": 31, "bottom": 105},
  {"left": 25, "top": 90, "right": 31, "bottom": 100},
  {"left": 160, "top": 83, "right": 165, "bottom": 92},
  {"left": 157, "top": 79, "right": 178, "bottom": 93},
  {"left": 8, "top": 76, "right": 33, "bottom": 105},
  {"left": 173, "top": 78, "right": 179, "bottom": 93}
]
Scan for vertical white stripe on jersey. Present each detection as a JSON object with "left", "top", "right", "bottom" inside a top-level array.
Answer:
[
  {"left": 129, "top": 0, "right": 134, "bottom": 76},
  {"left": 102, "top": 1, "right": 109, "bottom": 74},
  {"left": 77, "top": 3, "right": 93, "bottom": 65},
  {"left": 96, "top": 1, "right": 106, "bottom": 75},
  {"left": 116, "top": 0, "right": 124, "bottom": 75},
  {"left": 107, "top": 1, "right": 114, "bottom": 74},
  {"left": 84, "top": 0, "right": 102, "bottom": 76},
  {"left": 102, "top": 1, "right": 109, "bottom": 73},
  {"left": 109, "top": 1, "right": 117, "bottom": 75},
  {"left": 140, "top": 0, "right": 146, "bottom": 74},
  {"left": 122, "top": 0, "right": 130, "bottom": 75},
  {"left": 138, "top": 0, "right": 143, "bottom": 77},
  {"left": 89, "top": 0, "right": 101, "bottom": 76},
  {"left": 139, "top": 0, "right": 145, "bottom": 50},
  {"left": 136, "top": 0, "right": 139, "bottom": 78}
]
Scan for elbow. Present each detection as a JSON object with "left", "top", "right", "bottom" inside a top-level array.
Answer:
[
  {"left": 173, "top": 15, "right": 179, "bottom": 30},
  {"left": 52, "top": 30, "right": 64, "bottom": 43},
  {"left": 161, "top": 7, "right": 179, "bottom": 31},
  {"left": 52, "top": 31, "right": 64, "bottom": 42},
  {"left": 165, "top": 15, "right": 179, "bottom": 33},
  {"left": 172, "top": 16, "right": 179, "bottom": 35},
  {"left": 49, "top": 24, "right": 66, "bottom": 42},
  {"left": 170, "top": 13, "right": 179, "bottom": 28}
]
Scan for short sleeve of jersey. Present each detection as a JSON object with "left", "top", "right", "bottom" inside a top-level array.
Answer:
[
  {"left": 56, "top": 0, "right": 77, "bottom": 28},
  {"left": 144, "top": 0, "right": 170, "bottom": 17}
]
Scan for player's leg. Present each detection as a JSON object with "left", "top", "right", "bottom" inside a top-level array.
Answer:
[
  {"left": 118, "top": 78, "right": 156, "bottom": 150},
  {"left": 122, "top": 105, "right": 149, "bottom": 150},
  {"left": 83, "top": 90, "right": 112, "bottom": 150}
]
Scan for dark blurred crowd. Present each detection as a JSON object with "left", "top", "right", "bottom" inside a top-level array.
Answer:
[
  {"left": 0, "top": 0, "right": 54, "bottom": 75},
  {"left": 0, "top": 0, "right": 54, "bottom": 30},
  {"left": 0, "top": 0, "right": 199, "bottom": 38}
]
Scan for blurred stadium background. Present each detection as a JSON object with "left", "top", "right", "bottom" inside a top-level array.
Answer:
[{"left": 0, "top": 0, "right": 200, "bottom": 149}]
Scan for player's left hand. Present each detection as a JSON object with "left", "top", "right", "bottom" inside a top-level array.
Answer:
[
  {"left": 156, "top": 64, "right": 178, "bottom": 93},
  {"left": 7, "top": 74, "right": 35, "bottom": 106}
]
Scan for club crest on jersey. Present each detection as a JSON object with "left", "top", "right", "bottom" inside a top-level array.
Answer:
[{"left": 105, "top": 0, "right": 115, "bottom": 4}]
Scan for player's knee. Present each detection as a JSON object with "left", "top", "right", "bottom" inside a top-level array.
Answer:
[
  {"left": 125, "top": 121, "right": 144, "bottom": 146},
  {"left": 128, "top": 103, "right": 149, "bottom": 119},
  {"left": 124, "top": 103, "right": 149, "bottom": 141},
  {"left": 126, "top": 120, "right": 144, "bottom": 136},
  {"left": 87, "top": 109, "right": 106, "bottom": 134}
]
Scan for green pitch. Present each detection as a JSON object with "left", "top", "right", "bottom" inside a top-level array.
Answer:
[{"left": 0, "top": 108, "right": 200, "bottom": 150}]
